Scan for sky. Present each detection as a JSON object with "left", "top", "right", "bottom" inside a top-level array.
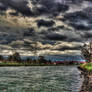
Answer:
[{"left": 0, "top": 0, "right": 92, "bottom": 56}]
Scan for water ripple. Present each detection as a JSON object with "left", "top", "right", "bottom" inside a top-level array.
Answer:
[{"left": 0, "top": 66, "right": 82, "bottom": 92}]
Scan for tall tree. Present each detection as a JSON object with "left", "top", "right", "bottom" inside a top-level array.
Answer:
[{"left": 81, "top": 42, "right": 92, "bottom": 62}]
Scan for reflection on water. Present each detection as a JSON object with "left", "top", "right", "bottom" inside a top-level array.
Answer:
[{"left": 0, "top": 66, "right": 82, "bottom": 92}]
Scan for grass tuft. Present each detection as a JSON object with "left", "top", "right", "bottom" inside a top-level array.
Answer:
[{"left": 80, "top": 63, "right": 92, "bottom": 71}]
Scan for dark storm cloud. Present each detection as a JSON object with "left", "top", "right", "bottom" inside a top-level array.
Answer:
[
  {"left": 56, "top": 45, "right": 81, "bottom": 51},
  {"left": 38, "top": 25, "right": 83, "bottom": 42},
  {"left": 64, "top": 7, "right": 92, "bottom": 30},
  {"left": 70, "top": 23, "right": 92, "bottom": 30},
  {"left": 0, "top": 2, "right": 7, "bottom": 10},
  {"left": 38, "top": 0, "right": 69, "bottom": 14},
  {"left": 83, "top": 31, "right": 92, "bottom": 39},
  {"left": 46, "top": 33, "right": 67, "bottom": 41},
  {"left": 0, "top": 0, "right": 33, "bottom": 16},
  {"left": 37, "top": 19, "right": 55, "bottom": 28},
  {"left": 70, "top": 0, "right": 82, "bottom": 4},
  {"left": 68, "top": 37, "right": 83, "bottom": 42},
  {"left": 0, "top": 0, "right": 91, "bottom": 17},
  {"left": 0, "top": 0, "right": 92, "bottom": 55},
  {"left": 0, "top": 0, "right": 69, "bottom": 16}
]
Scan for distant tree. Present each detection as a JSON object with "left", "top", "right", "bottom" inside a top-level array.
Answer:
[
  {"left": 26, "top": 57, "right": 32, "bottom": 63},
  {"left": 8, "top": 55, "right": 13, "bottom": 61},
  {"left": 48, "top": 60, "right": 52, "bottom": 64},
  {"left": 38, "top": 56, "right": 47, "bottom": 64},
  {"left": 8, "top": 52, "right": 21, "bottom": 62},
  {"left": 0, "top": 55, "right": 4, "bottom": 61},
  {"left": 13, "top": 52, "right": 21, "bottom": 62}
]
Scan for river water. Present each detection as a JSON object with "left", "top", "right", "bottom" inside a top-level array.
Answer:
[{"left": 0, "top": 66, "right": 82, "bottom": 92}]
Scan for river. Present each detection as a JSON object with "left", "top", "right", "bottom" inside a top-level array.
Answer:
[{"left": 0, "top": 66, "right": 82, "bottom": 92}]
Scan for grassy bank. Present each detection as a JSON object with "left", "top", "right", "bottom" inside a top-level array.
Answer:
[
  {"left": 80, "top": 63, "right": 92, "bottom": 71},
  {"left": 0, "top": 62, "right": 52, "bottom": 66},
  {"left": 0, "top": 62, "right": 78, "bottom": 67}
]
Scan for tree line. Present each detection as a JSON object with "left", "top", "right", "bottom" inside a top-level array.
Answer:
[{"left": 0, "top": 52, "right": 52, "bottom": 65}]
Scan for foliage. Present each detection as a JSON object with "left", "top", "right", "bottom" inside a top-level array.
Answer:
[
  {"left": 8, "top": 52, "right": 21, "bottom": 62},
  {"left": 0, "top": 55, "right": 4, "bottom": 61},
  {"left": 38, "top": 56, "right": 46, "bottom": 64},
  {"left": 80, "top": 63, "right": 92, "bottom": 71},
  {"left": 81, "top": 42, "right": 92, "bottom": 62}
]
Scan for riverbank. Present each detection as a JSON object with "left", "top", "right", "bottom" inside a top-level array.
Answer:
[{"left": 78, "top": 63, "right": 92, "bottom": 92}]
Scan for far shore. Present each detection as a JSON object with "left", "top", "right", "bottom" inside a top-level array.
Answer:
[{"left": 0, "top": 62, "right": 79, "bottom": 67}]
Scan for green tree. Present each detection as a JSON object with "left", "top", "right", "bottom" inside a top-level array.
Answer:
[
  {"left": 38, "top": 56, "right": 47, "bottom": 64},
  {"left": 8, "top": 52, "right": 21, "bottom": 62},
  {"left": 0, "top": 55, "right": 4, "bottom": 61},
  {"left": 81, "top": 42, "right": 92, "bottom": 62}
]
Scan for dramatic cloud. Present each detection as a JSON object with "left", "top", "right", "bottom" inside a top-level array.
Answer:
[
  {"left": 37, "top": 19, "right": 55, "bottom": 28},
  {"left": 0, "top": 2, "right": 7, "bottom": 10},
  {"left": 46, "top": 33, "right": 67, "bottom": 41},
  {"left": 0, "top": 41, "right": 83, "bottom": 56},
  {"left": 64, "top": 7, "right": 92, "bottom": 30},
  {"left": 0, "top": 0, "right": 92, "bottom": 55},
  {"left": 0, "top": 0, "right": 69, "bottom": 16},
  {"left": 0, "top": 0, "right": 33, "bottom": 16}
]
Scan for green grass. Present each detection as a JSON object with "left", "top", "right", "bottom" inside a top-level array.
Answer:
[
  {"left": 0, "top": 62, "right": 54, "bottom": 66},
  {"left": 0, "top": 62, "right": 78, "bottom": 66},
  {"left": 80, "top": 63, "right": 92, "bottom": 71}
]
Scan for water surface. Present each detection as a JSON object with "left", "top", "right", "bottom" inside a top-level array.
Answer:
[{"left": 0, "top": 66, "right": 82, "bottom": 92}]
